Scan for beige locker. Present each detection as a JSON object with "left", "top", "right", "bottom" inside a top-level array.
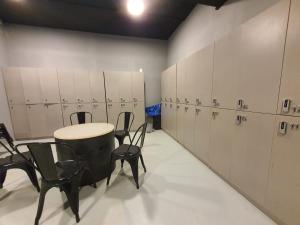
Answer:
[
  {"left": 278, "top": 0, "right": 300, "bottom": 116},
  {"left": 58, "top": 70, "right": 76, "bottom": 104},
  {"left": 62, "top": 104, "right": 77, "bottom": 126},
  {"left": 212, "top": 30, "right": 240, "bottom": 109},
  {"left": 161, "top": 102, "right": 167, "bottom": 131},
  {"left": 27, "top": 104, "right": 48, "bottom": 138},
  {"left": 132, "top": 72, "right": 144, "bottom": 102},
  {"left": 166, "top": 65, "right": 177, "bottom": 103},
  {"left": 265, "top": 116, "right": 300, "bottom": 225},
  {"left": 161, "top": 71, "right": 167, "bottom": 102},
  {"left": 176, "top": 104, "right": 185, "bottom": 144},
  {"left": 107, "top": 103, "right": 120, "bottom": 127},
  {"left": 21, "top": 68, "right": 43, "bottom": 104},
  {"left": 177, "top": 59, "right": 188, "bottom": 104},
  {"left": 3, "top": 68, "right": 25, "bottom": 104},
  {"left": 237, "top": 0, "right": 289, "bottom": 114},
  {"left": 209, "top": 109, "right": 235, "bottom": 180},
  {"left": 10, "top": 104, "right": 30, "bottom": 139},
  {"left": 168, "top": 103, "right": 177, "bottom": 138},
  {"left": 44, "top": 104, "right": 63, "bottom": 135},
  {"left": 92, "top": 103, "right": 107, "bottom": 123},
  {"left": 183, "top": 105, "right": 195, "bottom": 151},
  {"left": 189, "top": 44, "right": 214, "bottom": 107},
  {"left": 38, "top": 68, "right": 60, "bottom": 104},
  {"left": 230, "top": 112, "right": 275, "bottom": 206},
  {"left": 132, "top": 102, "right": 145, "bottom": 130},
  {"left": 192, "top": 106, "right": 211, "bottom": 163},
  {"left": 119, "top": 72, "right": 132, "bottom": 103},
  {"left": 74, "top": 70, "right": 91, "bottom": 103},
  {"left": 89, "top": 71, "right": 106, "bottom": 103},
  {"left": 105, "top": 71, "right": 120, "bottom": 103}
]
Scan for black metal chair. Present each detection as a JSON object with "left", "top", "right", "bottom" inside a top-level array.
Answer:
[
  {"left": 0, "top": 123, "right": 40, "bottom": 191},
  {"left": 107, "top": 122, "right": 147, "bottom": 189},
  {"left": 15, "top": 142, "right": 94, "bottom": 225},
  {"left": 114, "top": 112, "right": 135, "bottom": 146},
  {"left": 70, "top": 112, "right": 93, "bottom": 125}
]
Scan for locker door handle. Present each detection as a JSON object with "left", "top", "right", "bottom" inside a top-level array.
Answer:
[
  {"left": 212, "top": 112, "right": 219, "bottom": 119},
  {"left": 212, "top": 98, "right": 219, "bottom": 107},
  {"left": 235, "top": 115, "right": 242, "bottom": 125},
  {"left": 237, "top": 99, "right": 243, "bottom": 110},
  {"left": 196, "top": 98, "right": 201, "bottom": 106},
  {"left": 184, "top": 107, "right": 188, "bottom": 111},
  {"left": 195, "top": 108, "right": 201, "bottom": 114}
]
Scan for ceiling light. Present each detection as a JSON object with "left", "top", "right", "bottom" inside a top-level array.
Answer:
[{"left": 127, "top": 0, "right": 145, "bottom": 17}]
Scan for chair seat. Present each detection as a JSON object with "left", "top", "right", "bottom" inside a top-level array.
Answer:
[
  {"left": 114, "top": 130, "right": 129, "bottom": 138},
  {"left": 55, "top": 160, "right": 82, "bottom": 180},
  {"left": 112, "top": 144, "right": 141, "bottom": 157},
  {"left": 0, "top": 151, "right": 32, "bottom": 168}
]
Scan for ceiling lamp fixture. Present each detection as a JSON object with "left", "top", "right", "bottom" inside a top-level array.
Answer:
[{"left": 127, "top": 0, "right": 145, "bottom": 17}]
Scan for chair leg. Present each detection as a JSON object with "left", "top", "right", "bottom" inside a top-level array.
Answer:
[
  {"left": 121, "top": 159, "right": 125, "bottom": 168},
  {"left": 127, "top": 157, "right": 140, "bottom": 189},
  {"left": 64, "top": 178, "right": 80, "bottom": 223},
  {"left": 0, "top": 170, "right": 7, "bottom": 188},
  {"left": 35, "top": 181, "right": 51, "bottom": 225},
  {"left": 24, "top": 164, "right": 40, "bottom": 192},
  {"left": 140, "top": 154, "right": 147, "bottom": 173},
  {"left": 106, "top": 158, "right": 115, "bottom": 186}
]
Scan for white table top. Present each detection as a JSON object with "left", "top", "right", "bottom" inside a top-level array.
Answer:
[{"left": 54, "top": 123, "right": 115, "bottom": 140}]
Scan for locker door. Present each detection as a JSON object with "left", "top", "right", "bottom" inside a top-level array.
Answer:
[
  {"left": 176, "top": 104, "right": 185, "bottom": 144},
  {"left": 104, "top": 71, "right": 120, "bottom": 103},
  {"left": 161, "top": 102, "right": 167, "bottom": 131},
  {"left": 27, "top": 104, "right": 47, "bottom": 138},
  {"left": 230, "top": 112, "right": 275, "bottom": 206},
  {"left": 189, "top": 45, "right": 214, "bottom": 107},
  {"left": 278, "top": 0, "right": 300, "bottom": 116},
  {"left": 3, "top": 68, "right": 25, "bottom": 104},
  {"left": 9, "top": 105, "right": 30, "bottom": 139},
  {"left": 209, "top": 109, "right": 235, "bottom": 180},
  {"left": 74, "top": 70, "right": 91, "bottom": 103},
  {"left": 265, "top": 116, "right": 300, "bottom": 225},
  {"left": 39, "top": 68, "right": 60, "bottom": 104},
  {"left": 119, "top": 72, "right": 132, "bottom": 103},
  {"left": 177, "top": 59, "right": 187, "bottom": 104},
  {"left": 62, "top": 104, "right": 77, "bottom": 126},
  {"left": 183, "top": 105, "right": 195, "bottom": 151},
  {"left": 21, "top": 68, "right": 43, "bottom": 104},
  {"left": 92, "top": 103, "right": 107, "bottom": 123},
  {"left": 45, "top": 104, "right": 63, "bottom": 136},
  {"left": 169, "top": 103, "right": 177, "bottom": 138},
  {"left": 132, "top": 102, "right": 145, "bottom": 131},
  {"left": 193, "top": 106, "right": 211, "bottom": 163},
  {"left": 238, "top": 0, "right": 289, "bottom": 114},
  {"left": 167, "top": 65, "right": 177, "bottom": 103},
  {"left": 132, "top": 72, "right": 144, "bottom": 102},
  {"left": 107, "top": 103, "right": 120, "bottom": 127},
  {"left": 58, "top": 70, "right": 76, "bottom": 104},
  {"left": 212, "top": 30, "right": 240, "bottom": 109},
  {"left": 89, "top": 71, "right": 105, "bottom": 103},
  {"left": 161, "top": 71, "right": 166, "bottom": 102}
]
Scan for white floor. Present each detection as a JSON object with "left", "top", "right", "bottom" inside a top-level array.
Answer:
[{"left": 0, "top": 130, "right": 276, "bottom": 225}]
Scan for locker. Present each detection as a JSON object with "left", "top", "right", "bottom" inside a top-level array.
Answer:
[
  {"left": 132, "top": 102, "right": 145, "bottom": 131},
  {"left": 230, "top": 112, "right": 275, "bottom": 206},
  {"left": 92, "top": 103, "right": 107, "bottom": 123},
  {"left": 9, "top": 104, "right": 30, "bottom": 139},
  {"left": 166, "top": 65, "right": 177, "bottom": 103},
  {"left": 192, "top": 106, "right": 211, "bottom": 163},
  {"left": 209, "top": 109, "right": 235, "bottom": 180},
  {"left": 132, "top": 72, "right": 144, "bottom": 102},
  {"left": 107, "top": 103, "right": 121, "bottom": 127},
  {"left": 44, "top": 104, "right": 63, "bottom": 135},
  {"left": 38, "top": 68, "right": 60, "bottom": 104},
  {"left": 161, "top": 102, "right": 167, "bottom": 131},
  {"left": 168, "top": 103, "right": 177, "bottom": 138},
  {"left": 177, "top": 59, "right": 188, "bottom": 104},
  {"left": 21, "top": 68, "right": 43, "bottom": 104},
  {"left": 58, "top": 70, "right": 76, "bottom": 104},
  {"left": 89, "top": 71, "right": 106, "bottom": 103},
  {"left": 265, "top": 116, "right": 300, "bottom": 225},
  {"left": 237, "top": 0, "right": 289, "bottom": 114},
  {"left": 119, "top": 72, "right": 132, "bottom": 103},
  {"left": 176, "top": 104, "right": 185, "bottom": 144},
  {"left": 62, "top": 104, "right": 77, "bottom": 126},
  {"left": 27, "top": 104, "right": 48, "bottom": 138},
  {"left": 161, "top": 71, "right": 167, "bottom": 102},
  {"left": 74, "top": 70, "right": 91, "bottom": 103},
  {"left": 3, "top": 68, "right": 25, "bottom": 104},
  {"left": 104, "top": 71, "right": 120, "bottom": 103},
  {"left": 183, "top": 105, "right": 195, "bottom": 151},
  {"left": 278, "top": 0, "right": 300, "bottom": 116},
  {"left": 212, "top": 30, "right": 240, "bottom": 109},
  {"left": 189, "top": 44, "right": 214, "bottom": 106}
]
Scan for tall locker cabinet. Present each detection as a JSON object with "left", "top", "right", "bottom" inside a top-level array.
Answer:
[
  {"left": 3, "top": 68, "right": 25, "bottom": 105},
  {"left": 21, "top": 68, "right": 43, "bottom": 105}
]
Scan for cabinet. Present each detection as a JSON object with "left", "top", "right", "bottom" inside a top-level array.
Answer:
[
  {"left": 176, "top": 104, "right": 185, "bottom": 144},
  {"left": 58, "top": 70, "right": 76, "bottom": 104},
  {"left": 177, "top": 59, "right": 188, "bottom": 104},
  {"left": 183, "top": 105, "right": 195, "bottom": 151},
  {"left": 132, "top": 72, "right": 144, "bottom": 102},
  {"left": 166, "top": 65, "right": 177, "bottom": 103},
  {"left": 209, "top": 109, "right": 235, "bottom": 180},
  {"left": 161, "top": 71, "right": 167, "bottom": 102},
  {"left": 278, "top": 0, "right": 300, "bottom": 116},
  {"left": 168, "top": 103, "right": 177, "bottom": 138},
  {"left": 161, "top": 102, "right": 167, "bottom": 131},
  {"left": 119, "top": 72, "right": 132, "bottom": 103},
  {"left": 189, "top": 45, "right": 214, "bottom": 106},
  {"left": 107, "top": 103, "right": 121, "bottom": 126},
  {"left": 192, "top": 106, "right": 211, "bottom": 163},
  {"left": 89, "top": 71, "right": 105, "bottom": 103},
  {"left": 39, "top": 68, "right": 60, "bottom": 104},
  {"left": 132, "top": 102, "right": 145, "bottom": 131},
  {"left": 27, "top": 104, "right": 48, "bottom": 138},
  {"left": 9, "top": 104, "right": 30, "bottom": 139},
  {"left": 74, "top": 70, "right": 91, "bottom": 103},
  {"left": 230, "top": 112, "right": 275, "bottom": 206},
  {"left": 45, "top": 104, "right": 63, "bottom": 135},
  {"left": 92, "top": 103, "right": 107, "bottom": 123},
  {"left": 3, "top": 68, "right": 25, "bottom": 104},
  {"left": 105, "top": 71, "right": 120, "bottom": 103},
  {"left": 21, "top": 68, "right": 43, "bottom": 104},
  {"left": 265, "top": 116, "right": 300, "bottom": 225}
]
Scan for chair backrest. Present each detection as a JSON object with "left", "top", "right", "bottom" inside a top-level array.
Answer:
[
  {"left": 0, "top": 123, "right": 14, "bottom": 155},
  {"left": 116, "top": 112, "right": 134, "bottom": 132},
  {"left": 70, "top": 112, "right": 93, "bottom": 125},
  {"left": 129, "top": 122, "right": 148, "bottom": 149}
]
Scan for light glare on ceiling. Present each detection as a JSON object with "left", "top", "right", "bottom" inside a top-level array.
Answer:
[{"left": 127, "top": 0, "right": 145, "bottom": 17}]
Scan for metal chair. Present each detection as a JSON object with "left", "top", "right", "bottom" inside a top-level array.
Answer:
[
  {"left": 15, "top": 142, "right": 94, "bottom": 225},
  {"left": 0, "top": 123, "right": 39, "bottom": 191},
  {"left": 114, "top": 111, "right": 134, "bottom": 145},
  {"left": 107, "top": 122, "right": 147, "bottom": 189},
  {"left": 70, "top": 112, "right": 93, "bottom": 125}
]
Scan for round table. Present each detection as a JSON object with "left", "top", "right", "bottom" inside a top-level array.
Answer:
[{"left": 54, "top": 123, "right": 115, "bottom": 186}]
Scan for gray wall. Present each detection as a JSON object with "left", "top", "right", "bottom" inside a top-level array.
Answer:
[
  {"left": 4, "top": 24, "right": 168, "bottom": 107},
  {"left": 167, "top": 0, "right": 282, "bottom": 65}
]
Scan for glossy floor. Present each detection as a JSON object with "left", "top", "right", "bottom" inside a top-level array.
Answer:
[{"left": 0, "top": 131, "right": 276, "bottom": 225}]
